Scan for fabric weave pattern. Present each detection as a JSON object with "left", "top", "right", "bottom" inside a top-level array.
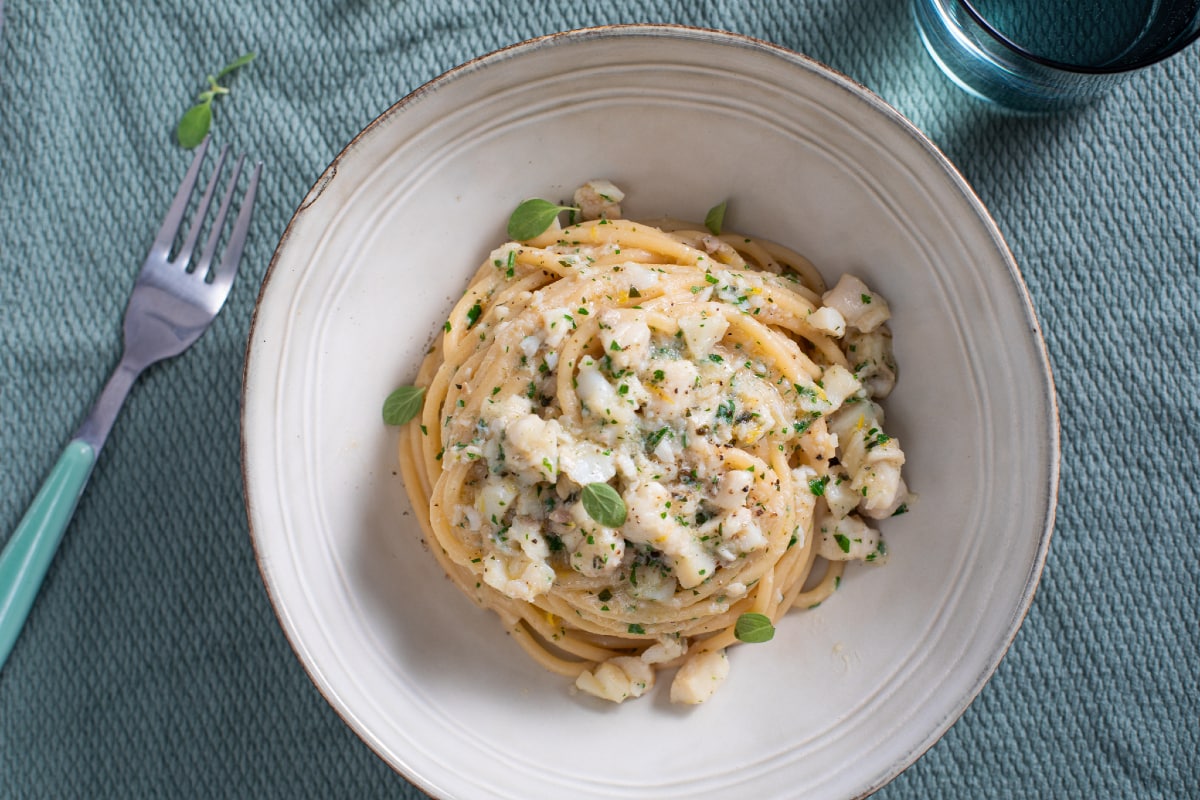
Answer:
[{"left": 1, "top": 1, "right": 1197, "bottom": 797}]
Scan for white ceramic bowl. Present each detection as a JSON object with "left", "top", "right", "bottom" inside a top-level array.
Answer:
[{"left": 242, "top": 25, "right": 1058, "bottom": 800}]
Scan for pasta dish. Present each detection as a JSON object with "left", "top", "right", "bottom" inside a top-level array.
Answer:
[{"left": 395, "top": 182, "right": 911, "bottom": 704}]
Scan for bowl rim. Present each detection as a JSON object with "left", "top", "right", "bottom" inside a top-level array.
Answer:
[{"left": 240, "top": 22, "right": 1060, "bottom": 799}]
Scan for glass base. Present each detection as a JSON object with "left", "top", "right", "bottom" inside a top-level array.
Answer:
[{"left": 911, "top": 0, "right": 1123, "bottom": 112}]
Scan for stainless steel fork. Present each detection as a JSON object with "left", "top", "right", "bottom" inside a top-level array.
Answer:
[{"left": 0, "top": 139, "right": 262, "bottom": 670}]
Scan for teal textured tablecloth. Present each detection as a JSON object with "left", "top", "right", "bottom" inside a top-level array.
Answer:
[{"left": 2, "top": 2, "right": 1197, "bottom": 797}]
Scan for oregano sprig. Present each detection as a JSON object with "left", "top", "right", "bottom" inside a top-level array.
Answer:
[
  {"left": 508, "top": 198, "right": 578, "bottom": 241},
  {"left": 176, "top": 52, "right": 256, "bottom": 148},
  {"left": 704, "top": 200, "right": 727, "bottom": 236},
  {"left": 734, "top": 612, "right": 775, "bottom": 643},
  {"left": 382, "top": 385, "right": 426, "bottom": 426},
  {"left": 581, "top": 482, "right": 627, "bottom": 528}
]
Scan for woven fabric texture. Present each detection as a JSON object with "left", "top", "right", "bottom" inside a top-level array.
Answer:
[{"left": 1, "top": 1, "right": 1197, "bottom": 797}]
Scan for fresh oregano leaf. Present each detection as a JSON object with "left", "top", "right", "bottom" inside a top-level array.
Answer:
[
  {"left": 176, "top": 101, "right": 213, "bottom": 149},
  {"left": 704, "top": 200, "right": 727, "bottom": 236},
  {"left": 382, "top": 385, "right": 426, "bottom": 425},
  {"left": 216, "top": 52, "right": 256, "bottom": 79},
  {"left": 581, "top": 482, "right": 627, "bottom": 527},
  {"left": 176, "top": 52, "right": 255, "bottom": 148},
  {"left": 507, "top": 198, "right": 578, "bottom": 241},
  {"left": 734, "top": 612, "right": 775, "bottom": 643}
]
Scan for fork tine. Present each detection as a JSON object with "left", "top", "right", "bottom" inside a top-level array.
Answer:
[
  {"left": 209, "top": 160, "right": 262, "bottom": 297},
  {"left": 192, "top": 154, "right": 245, "bottom": 280},
  {"left": 148, "top": 137, "right": 210, "bottom": 261},
  {"left": 174, "top": 145, "right": 229, "bottom": 271}
]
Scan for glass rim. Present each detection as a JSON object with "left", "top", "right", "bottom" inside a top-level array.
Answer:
[{"left": 957, "top": 0, "right": 1200, "bottom": 75}]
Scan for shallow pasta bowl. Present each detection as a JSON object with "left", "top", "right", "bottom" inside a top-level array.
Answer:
[{"left": 242, "top": 24, "right": 1058, "bottom": 800}]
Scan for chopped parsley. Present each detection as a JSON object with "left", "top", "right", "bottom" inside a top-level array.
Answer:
[{"left": 645, "top": 427, "right": 673, "bottom": 450}]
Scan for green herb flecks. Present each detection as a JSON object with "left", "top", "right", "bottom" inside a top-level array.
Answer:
[
  {"left": 382, "top": 385, "right": 425, "bottom": 426},
  {"left": 715, "top": 397, "right": 736, "bottom": 424},
  {"left": 176, "top": 53, "right": 256, "bottom": 148},
  {"left": 866, "top": 540, "right": 888, "bottom": 562},
  {"left": 645, "top": 426, "right": 673, "bottom": 451},
  {"left": 864, "top": 430, "right": 891, "bottom": 450},
  {"left": 507, "top": 198, "right": 579, "bottom": 241},
  {"left": 466, "top": 303, "right": 483, "bottom": 328}
]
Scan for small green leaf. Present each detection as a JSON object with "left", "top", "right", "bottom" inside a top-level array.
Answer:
[
  {"left": 382, "top": 385, "right": 426, "bottom": 425},
  {"left": 176, "top": 101, "right": 213, "bottom": 149},
  {"left": 734, "top": 612, "right": 775, "bottom": 643},
  {"left": 581, "top": 482, "right": 627, "bottom": 527},
  {"left": 808, "top": 475, "right": 830, "bottom": 497},
  {"left": 704, "top": 200, "right": 727, "bottom": 236},
  {"left": 466, "top": 303, "right": 482, "bottom": 328},
  {"left": 627, "top": 623, "right": 646, "bottom": 635},
  {"left": 176, "top": 52, "right": 255, "bottom": 149},
  {"left": 507, "top": 198, "right": 578, "bottom": 240},
  {"left": 216, "top": 52, "right": 256, "bottom": 79},
  {"left": 834, "top": 533, "right": 851, "bottom": 554}
]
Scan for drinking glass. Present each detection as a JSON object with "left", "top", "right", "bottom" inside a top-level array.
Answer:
[{"left": 912, "top": 0, "right": 1200, "bottom": 111}]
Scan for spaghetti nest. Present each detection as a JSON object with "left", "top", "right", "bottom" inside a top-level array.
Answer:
[{"left": 398, "top": 185, "right": 910, "bottom": 704}]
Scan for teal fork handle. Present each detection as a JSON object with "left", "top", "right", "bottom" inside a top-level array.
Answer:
[{"left": 0, "top": 440, "right": 96, "bottom": 669}]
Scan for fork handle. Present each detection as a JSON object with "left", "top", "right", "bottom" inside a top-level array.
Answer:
[{"left": 0, "top": 440, "right": 96, "bottom": 670}]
